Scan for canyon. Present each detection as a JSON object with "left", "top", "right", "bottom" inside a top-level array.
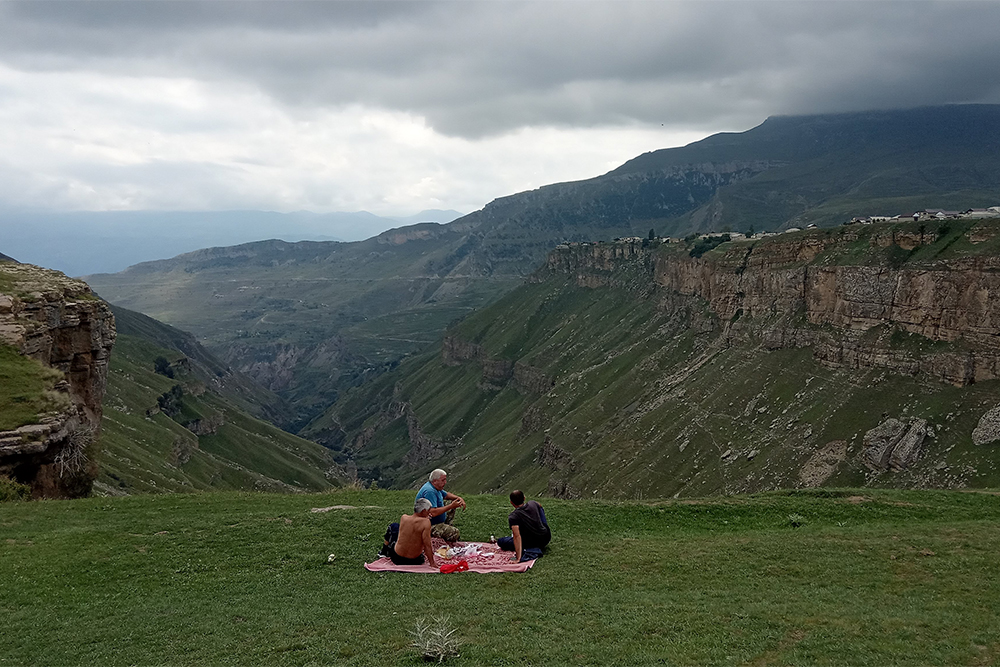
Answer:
[{"left": 322, "top": 218, "right": 1000, "bottom": 498}]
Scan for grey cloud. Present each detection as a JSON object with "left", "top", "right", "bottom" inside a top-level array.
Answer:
[{"left": 1, "top": 1, "right": 999, "bottom": 138}]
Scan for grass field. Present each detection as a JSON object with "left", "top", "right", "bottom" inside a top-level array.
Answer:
[{"left": 3, "top": 488, "right": 1000, "bottom": 666}]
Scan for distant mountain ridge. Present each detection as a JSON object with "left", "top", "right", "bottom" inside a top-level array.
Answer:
[
  {"left": 1, "top": 208, "right": 464, "bottom": 276},
  {"left": 439, "top": 104, "right": 1000, "bottom": 276},
  {"left": 87, "top": 105, "right": 1000, "bottom": 426}
]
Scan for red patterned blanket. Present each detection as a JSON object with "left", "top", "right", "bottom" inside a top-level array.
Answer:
[{"left": 364, "top": 539, "right": 536, "bottom": 574}]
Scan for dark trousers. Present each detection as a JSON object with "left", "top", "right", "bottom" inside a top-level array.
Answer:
[
  {"left": 381, "top": 522, "right": 426, "bottom": 564},
  {"left": 388, "top": 544, "right": 425, "bottom": 566},
  {"left": 496, "top": 536, "right": 543, "bottom": 562}
]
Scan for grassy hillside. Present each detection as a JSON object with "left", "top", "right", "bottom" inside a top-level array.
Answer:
[
  {"left": 109, "top": 304, "right": 298, "bottom": 428},
  {"left": 0, "top": 343, "right": 66, "bottom": 431},
  {"left": 2, "top": 488, "right": 1000, "bottom": 665},
  {"left": 98, "top": 307, "right": 346, "bottom": 495}
]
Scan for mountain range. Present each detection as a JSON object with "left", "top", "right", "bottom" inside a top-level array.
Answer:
[
  {"left": 1, "top": 209, "right": 463, "bottom": 277},
  {"left": 85, "top": 104, "right": 1000, "bottom": 431}
]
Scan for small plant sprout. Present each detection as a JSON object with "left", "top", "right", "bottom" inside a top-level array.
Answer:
[
  {"left": 787, "top": 513, "right": 806, "bottom": 528},
  {"left": 410, "top": 615, "right": 462, "bottom": 663}
]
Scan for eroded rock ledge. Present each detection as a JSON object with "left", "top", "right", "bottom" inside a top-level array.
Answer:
[
  {"left": 442, "top": 335, "right": 554, "bottom": 395},
  {"left": 0, "top": 263, "right": 116, "bottom": 498}
]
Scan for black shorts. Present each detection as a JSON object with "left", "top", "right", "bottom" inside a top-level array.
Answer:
[{"left": 388, "top": 543, "right": 425, "bottom": 566}]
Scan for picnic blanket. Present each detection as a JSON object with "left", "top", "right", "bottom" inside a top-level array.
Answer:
[{"left": 364, "top": 539, "right": 536, "bottom": 574}]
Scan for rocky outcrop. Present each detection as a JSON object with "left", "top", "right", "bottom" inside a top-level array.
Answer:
[
  {"left": 223, "top": 336, "right": 349, "bottom": 393},
  {"left": 798, "top": 440, "right": 848, "bottom": 487},
  {"left": 184, "top": 413, "right": 224, "bottom": 436},
  {"left": 513, "top": 363, "right": 555, "bottom": 395},
  {"left": 441, "top": 335, "right": 553, "bottom": 396},
  {"left": 442, "top": 335, "right": 484, "bottom": 366},
  {"left": 654, "top": 236, "right": 1000, "bottom": 384},
  {"left": 402, "top": 408, "right": 453, "bottom": 467},
  {"left": 862, "top": 418, "right": 927, "bottom": 472},
  {"left": 351, "top": 400, "right": 408, "bottom": 451},
  {"left": 972, "top": 405, "right": 1000, "bottom": 445},
  {"left": 537, "top": 436, "right": 575, "bottom": 472},
  {"left": 519, "top": 405, "right": 550, "bottom": 437},
  {"left": 346, "top": 398, "right": 454, "bottom": 469},
  {"left": 0, "top": 263, "right": 116, "bottom": 498},
  {"left": 545, "top": 240, "right": 655, "bottom": 290}
]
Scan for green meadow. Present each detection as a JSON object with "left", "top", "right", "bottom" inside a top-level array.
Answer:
[{"left": 3, "top": 488, "right": 1000, "bottom": 666}]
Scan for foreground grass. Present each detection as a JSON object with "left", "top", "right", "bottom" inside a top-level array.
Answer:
[{"left": 2, "top": 488, "right": 1000, "bottom": 666}]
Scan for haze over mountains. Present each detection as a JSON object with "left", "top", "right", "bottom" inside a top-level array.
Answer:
[{"left": 1, "top": 208, "right": 463, "bottom": 276}]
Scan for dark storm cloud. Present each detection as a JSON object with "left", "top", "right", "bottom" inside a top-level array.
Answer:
[{"left": 2, "top": 1, "right": 999, "bottom": 138}]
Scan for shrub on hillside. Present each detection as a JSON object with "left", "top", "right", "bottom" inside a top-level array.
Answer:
[
  {"left": 0, "top": 475, "right": 31, "bottom": 502},
  {"left": 690, "top": 234, "right": 731, "bottom": 258},
  {"left": 153, "top": 356, "right": 174, "bottom": 378}
]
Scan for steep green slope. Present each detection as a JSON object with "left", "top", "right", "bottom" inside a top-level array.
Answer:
[
  {"left": 87, "top": 106, "right": 1000, "bottom": 427},
  {"left": 98, "top": 307, "right": 346, "bottom": 495},
  {"left": 313, "top": 222, "right": 1000, "bottom": 498},
  {"left": 109, "top": 305, "right": 298, "bottom": 429}
]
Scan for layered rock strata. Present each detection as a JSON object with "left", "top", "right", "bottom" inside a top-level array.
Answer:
[
  {"left": 861, "top": 418, "right": 928, "bottom": 472},
  {"left": 0, "top": 263, "right": 116, "bottom": 498},
  {"left": 546, "top": 224, "right": 1000, "bottom": 386}
]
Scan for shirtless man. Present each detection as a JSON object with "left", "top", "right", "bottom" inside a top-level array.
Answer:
[{"left": 387, "top": 498, "right": 437, "bottom": 567}]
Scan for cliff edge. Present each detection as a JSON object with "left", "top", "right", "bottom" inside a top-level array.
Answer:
[{"left": 0, "top": 262, "right": 116, "bottom": 498}]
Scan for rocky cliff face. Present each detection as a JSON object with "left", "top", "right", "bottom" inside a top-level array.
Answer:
[
  {"left": 0, "top": 263, "right": 116, "bottom": 498},
  {"left": 549, "top": 221, "right": 1000, "bottom": 386},
  {"left": 658, "top": 232, "right": 1000, "bottom": 385},
  {"left": 442, "top": 335, "right": 554, "bottom": 395}
]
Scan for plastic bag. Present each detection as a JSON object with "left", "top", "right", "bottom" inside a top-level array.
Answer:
[{"left": 439, "top": 559, "right": 470, "bottom": 573}]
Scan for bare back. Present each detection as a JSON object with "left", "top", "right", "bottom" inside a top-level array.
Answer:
[{"left": 394, "top": 512, "right": 433, "bottom": 562}]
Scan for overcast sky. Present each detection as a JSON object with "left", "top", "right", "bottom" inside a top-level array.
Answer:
[{"left": 2, "top": 0, "right": 999, "bottom": 218}]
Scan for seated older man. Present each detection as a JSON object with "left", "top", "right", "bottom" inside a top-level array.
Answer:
[
  {"left": 383, "top": 498, "right": 437, "bottom": 567},
  {"left": 415, "top": 468, "right": 465, "bottom": 542}
]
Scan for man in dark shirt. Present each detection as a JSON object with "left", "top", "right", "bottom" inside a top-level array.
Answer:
[{"left": 497, "top": 489, "right": 551, "bottom": 562}]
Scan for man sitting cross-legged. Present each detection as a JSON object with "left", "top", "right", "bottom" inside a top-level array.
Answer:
[{"left": 383, "top": 498, "right": 438, "bottom": 567}]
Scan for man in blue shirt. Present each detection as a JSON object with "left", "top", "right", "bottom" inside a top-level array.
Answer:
[{"left": 415, "top": 468, "right": 465, "bottom": 542}]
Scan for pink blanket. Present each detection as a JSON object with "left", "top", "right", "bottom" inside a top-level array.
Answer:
[{"left": 364, "top": 540, "right": 536, "bottom": 574}]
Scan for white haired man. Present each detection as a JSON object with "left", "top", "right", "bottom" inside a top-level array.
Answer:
[
  {"left": 382, "top": 497, "right": 437, "bottom": 566},
  {"left": 415, "top": 468, "right": 465, "bottom": 542}
]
